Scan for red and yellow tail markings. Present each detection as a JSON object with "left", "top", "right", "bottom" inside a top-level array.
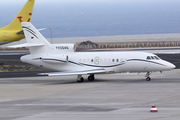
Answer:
[{"left": 17, "top": 13, "right": 32, "bottom": 22}]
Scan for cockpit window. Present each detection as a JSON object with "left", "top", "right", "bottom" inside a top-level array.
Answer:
[
  {"left": 147, "top": 56, "right": 160, "bottom": 60},
  {"left": 151, "top": 56, "right": 155, "bottom": 59},
  {"left": 146, "top": 56, "right": 151, "bottom": 60},
  {"left": 154, "top": 56, "right": 160, "bottom": 60}
]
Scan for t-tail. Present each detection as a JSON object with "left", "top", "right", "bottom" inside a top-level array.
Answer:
[
  {"left": 22, "top": 22, "right": 51, "bottom": 55},
  {"left": 0, "top": 0, "right": 35, "bottom": 31},
  {"left": 8, "top": 22, "right": 75, "bottom": 56}
]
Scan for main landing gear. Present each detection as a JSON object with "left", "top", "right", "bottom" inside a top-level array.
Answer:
[
  {"left": 77, "top": 74, "right": 95, "bottom": 83},
  {"left": 88, "top": 74, "right": 95, "bottom": 81},
  {"left": 145, "top": 72, "right": 151, "bottom": 81},
  {"left": 77, "top": 75, "right": 84, "bottom": 82}
]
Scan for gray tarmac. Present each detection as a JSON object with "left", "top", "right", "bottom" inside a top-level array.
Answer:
[
  {"left": 0, "top": 70, "right": 180, "bottom": 120},
  {"left": 0, "top": 49, "right": 180, "bottom": 120}
]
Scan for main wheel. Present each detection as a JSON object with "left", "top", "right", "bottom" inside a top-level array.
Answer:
[
  {"left": 146, "top": 77, "right": 151, "bottom": 81},
  {"left": 77, "top": 77, "right": 84, "bottom": 83},
  {"left": 88, "top": 75, "right": 95, "bottom": 81}
]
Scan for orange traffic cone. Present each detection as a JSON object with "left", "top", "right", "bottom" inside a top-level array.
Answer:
[{"left": 150, "top": 105, "right": 158, "bottom": 112}]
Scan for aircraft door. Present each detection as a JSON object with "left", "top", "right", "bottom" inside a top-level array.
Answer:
[
  {"left": 94, "top": 57, "right": 99, "bottom": 65},
  {"left": 3, "top": 32, "right": 7, "bottom": 41}
]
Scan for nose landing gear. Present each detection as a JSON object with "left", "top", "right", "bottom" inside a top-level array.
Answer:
[
  {"left": 146, "top": 77, "right": 151, "bottom": 81},
  {"left": 145, "top": 72, "right": 151, "bottom": 81}
]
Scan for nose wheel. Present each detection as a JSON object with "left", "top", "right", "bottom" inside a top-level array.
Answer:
[
  {"left": 146, "top": 77, "right": 151, "bottom": 81},
  {"left": 145, "top": 72, "right": 151, "bottom": 81}
]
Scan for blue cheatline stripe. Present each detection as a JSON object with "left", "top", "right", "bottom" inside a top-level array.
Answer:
[{"left": 32, "top": 58, "right": 166, "bottom": 67}]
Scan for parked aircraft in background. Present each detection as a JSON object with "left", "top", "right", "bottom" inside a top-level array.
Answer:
[
  {"left": 9, "top": 22, "right": 175, "bottom": 82},
  {"left": 0, "top": 0, "right": 35, "bottom": 45}
]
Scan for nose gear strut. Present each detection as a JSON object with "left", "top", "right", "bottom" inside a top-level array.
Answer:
[{"left": 145, "top": 72, "right": 151, "bottom": 81}]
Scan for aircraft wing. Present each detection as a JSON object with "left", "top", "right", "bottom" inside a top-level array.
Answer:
[{"left": 39, "top": 69, "right": 106, "bottom": 76}]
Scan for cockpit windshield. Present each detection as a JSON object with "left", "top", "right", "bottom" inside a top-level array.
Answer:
[
  {"left": 151, "top": 56, "right": 155, "bottom": 59},
  {"left": 146, "top": 56, "right": 160, "bottom": 60},
  {"left": 147, "top": 56, "right": 151, "bottom": 60},
  {"left": 154, "top": 56, "right": 160, "bottom": 60}
]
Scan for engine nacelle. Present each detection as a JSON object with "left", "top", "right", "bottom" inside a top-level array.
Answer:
[{"left": 41, "top": 55, "right": 69, "bottom": 64}]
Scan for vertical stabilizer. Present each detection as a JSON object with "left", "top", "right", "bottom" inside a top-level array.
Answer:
[
  {"left": 22, "top": 22, "right": 51, "bottom": 55},
  {"left": 1, "top": 0, "right": 35, "bottom": 30}
]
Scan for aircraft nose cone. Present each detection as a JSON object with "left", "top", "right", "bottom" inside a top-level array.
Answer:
[
  {"left": 167, "top": 62, "right": 176, "bottom": 69},
  {"left": 170, "top": 63, "right": 176, "bottom": 69}
]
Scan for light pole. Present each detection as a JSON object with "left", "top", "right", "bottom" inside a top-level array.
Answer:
[{"left": 50, "top": 27, "right": 52, "bottom": 43}]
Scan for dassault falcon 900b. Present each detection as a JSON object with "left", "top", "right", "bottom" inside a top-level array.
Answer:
[{"left": 9, "top": 22, "right": 175, "bottom": 82}]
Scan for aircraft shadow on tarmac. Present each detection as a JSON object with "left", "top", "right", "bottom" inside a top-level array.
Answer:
[
  {"left": 36, "top": 76, "right": 180, "bottom": 85},
  {"left": 2, "top": 77, "right": 177, "bottom": 85}
]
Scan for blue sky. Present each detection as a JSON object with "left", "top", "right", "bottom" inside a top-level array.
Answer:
[
  {"left": 1, "top": 0, "right": 180, "bottom": 37},
  {"left": 1, "top": 0, "right": 179, "bottom": 7},
  {"left": 1, "top": 0, "right": 175, "bottom": 4},
  {"left": 1, "top": 0, "right": 179, "bottom": 5},
  {"left": 1, "top": 0, "right": 117, "bottom": 3}
]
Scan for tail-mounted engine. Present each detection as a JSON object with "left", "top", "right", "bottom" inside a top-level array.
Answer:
[{"left": 41, "top": 55, "right": 69, "bottom": 64}]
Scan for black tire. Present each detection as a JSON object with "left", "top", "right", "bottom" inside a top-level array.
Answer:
[
  {"left": 88, "top": 75, "right": 95, "bottom": 81},
  {"left": 146, "top": 77, "right": 151, "bottom": 81},
  {"left": 77, "top": 77, "right": 84, "bottom": 83}
]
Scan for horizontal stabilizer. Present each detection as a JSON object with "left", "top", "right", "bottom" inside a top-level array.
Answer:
[
  {"left": 16, "top": 28, "right": 46, "bottom": 35},
  {"left": 7, "top": 43, "right": 45, "bottom": 48},
  {"left": 16, "top": 30, "right": 24, "bottom": 35},
  {"left": 38, "top": 28, "right": 46, "bottom": 31},
  {"left": 39, "top": 69, "right": 106, "bottom": 76}
]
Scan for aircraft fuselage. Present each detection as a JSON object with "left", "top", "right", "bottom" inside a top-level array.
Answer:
[
  {"left": 21, "top": 51, "right": 175, "bottom": 74},
  {"left": 0, "top": 30, "right": 24, "bottom": 45}
]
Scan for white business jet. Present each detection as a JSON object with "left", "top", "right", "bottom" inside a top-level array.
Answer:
[{"left": 9, "top": 22, "right": 175, "bottom": 82}]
